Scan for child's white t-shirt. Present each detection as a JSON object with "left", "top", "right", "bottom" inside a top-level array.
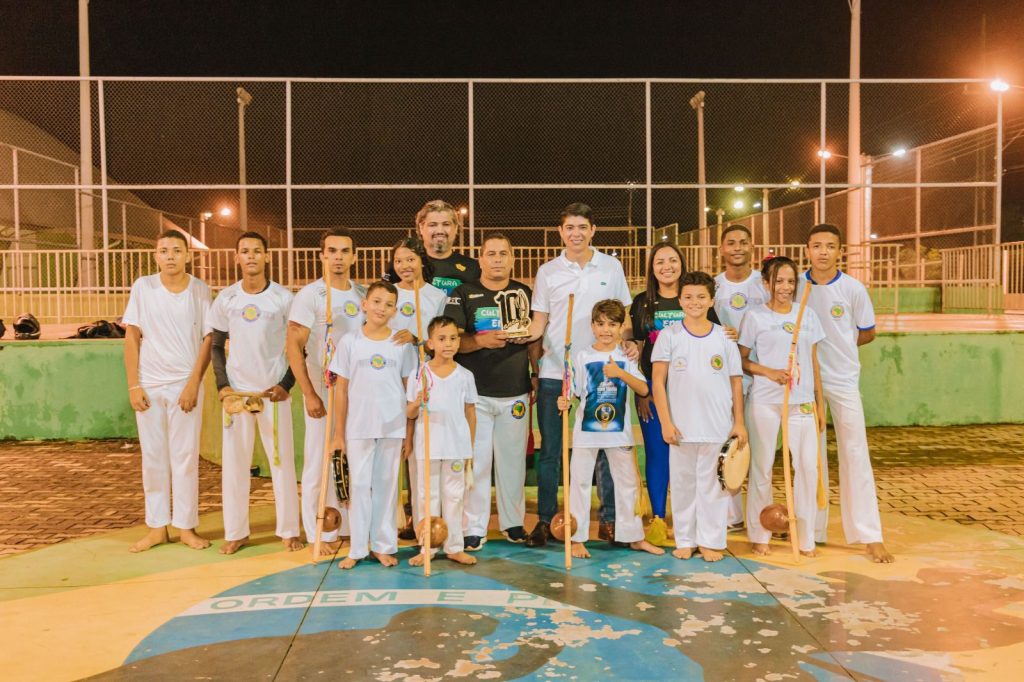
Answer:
[
  {"left": 406, "top": 363, "right": 478, "bottom": 460},
  {"left": 122, "top": 274, "right": 211, "bottom": 388},
  {"left": 287, "top": 278, "right": 366, "bottom": 391},
  {"left": 570, "top": 345, "right": 645, "bottom": 448},
  {"left": 330, "top": 328, "right": 417, "bottom": 440},
  {"left": 739, "top": 305, "right": 825, "bottom": 405},
  {"left": 206, "top": 281, "right": 293, "bottom": 393},
  {"left": 798, "top": 270, "right": 876, "bottom": 392},
  {"left": 650, "top": 323, "right": 742, "bottom": 444},
  {"left": 392, "top": 284, "right": 448, "bottom": 338}
]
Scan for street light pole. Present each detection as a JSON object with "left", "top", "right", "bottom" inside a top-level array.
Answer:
[
  {"left": 690, "top": 91, "right": 707, "bottom": 239},
  {"left": 236, "top": 87, "right": 252, "bottom": 231},
  {"left": 847, "top": 0, "right": 865, "bottom": 274}
]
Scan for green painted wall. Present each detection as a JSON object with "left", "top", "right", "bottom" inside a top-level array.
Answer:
[{"left": 869, "top": 287, "right": 940, "bottom": 314}]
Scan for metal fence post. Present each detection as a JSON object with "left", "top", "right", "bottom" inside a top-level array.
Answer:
[{"left": 819, "top": 81, "right": 827, "bottom": 223}]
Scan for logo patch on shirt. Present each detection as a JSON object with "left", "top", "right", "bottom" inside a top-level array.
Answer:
[
  {"left": 511, "top": 400, "right": 527, "bottom": 419},
  {"left": 451, "top": 460, "right": 464, "bottom": 472},
  {"left": 799, "top": 402, "right": 814, "bottom": 415},
  {"left": 710, "top": 354, "right": 724, "bottom": 370},
  {"left": 455, "top": 263, "right": 467, "bottom": 272},
  {"left": 399, "top": 302, "right": 416, "bottom": 317},
  {"left": 729, "top": 292, "right": 748, "bottom": 310},
  {"left": 370, "top": 354, "right": 386, "bottom": 370},
  {"left": 343, "top": 301, "right": 359, "bottom": 318},
  {"left": 241, "top": 304, "right": 261, "bottom": 322},
  {"left": 783, "top": 321, "right": 795, "bottom": 334},
  {"left": 830, "top": 303, "right": 846, "bottom": 319},
  {"left": 672, "top": 358, "right": 688, "bottom": 371},
  {"left": 469, "top": 293, "right": 484, "bottom": 299}
]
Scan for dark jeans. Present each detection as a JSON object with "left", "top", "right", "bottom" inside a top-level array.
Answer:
[{"left": 536, "top": 378, "right": 615, "bottom": 524}]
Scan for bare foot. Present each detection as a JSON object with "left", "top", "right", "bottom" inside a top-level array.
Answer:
[
  {"left": 282, "top": 537, "right": 304, "bottom": 552},
  {"left": 372, "top": 551, "right": 398, "bottom": 567},
  {"left": 671, "top": 547, "right": 694, "bottom": 560},
  {"left": 338, "top": 556, "right": 358, "bottom": 570},
  {"left": 409, "top": 552, "right": 425, "bottom": 567},
  {"left": 313, "top": 539, "right": 343, "bottom": 558},
  {"left": 629, "top": 539, "right": 665, "bottom": 556},
  {"left": 800, "top": 548, "right": 819, "bottom": 558},
  {"left": 179, "top": 528, "right": 211, "bottom": 550},
  {"left": 446, "top": 551, "right": 477, "bottom": 565},
  {"left": 220, "top": 537, "right": 249, "bottom": 555},
  {"left": 129, "top": 527, "right": 169, "bottom": 553},
  {"left": 867, "top": 542, "right": 894, "bottom": 563},
  {"left": 699, "top": 546, "right": 725, "bottom": 562},
  {"left": 751, "top": 543, "right": 771, "bottom": 556},
  {"left": 571, "top": 542, "right": 591, "bottom": 559}
]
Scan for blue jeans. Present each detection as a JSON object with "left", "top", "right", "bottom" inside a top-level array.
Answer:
[{"left": 537, "top": 378, "right": 615, "bottom": 524}]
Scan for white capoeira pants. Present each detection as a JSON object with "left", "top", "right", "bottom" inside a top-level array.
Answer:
[
  {"left": 670, "top": 443, "right": 730, "bottom": 550},
  {"left": 463, "top": 394, "right": 529, "bottom": 536},
  {"left": 346, "top": 438, "right": 402, "bottom": 560},
  {"left": 300, "top": 389, "right": 349, "bottom": 544},
  {"left": 413, "top": 458, "right": 467, "bottom": 555},
  {"left": 727, "top": 399, "right": 753, "bottom": 525},
  {"left": 222, "top": 398, "right": 300, "bottom": 542},
  {"left": 746, "top": 402, "right": 819, "bottom": 552},
  {"left": 569, "top": 446, "right": 644, "bottom": 544},
  {"left": 814, "top": 385, "right": 884, "bottom": 545},
  {"left": 135, "top": 380, "right": 203, "bottom": 530}
]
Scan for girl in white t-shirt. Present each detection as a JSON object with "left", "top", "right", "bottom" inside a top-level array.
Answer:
[
  {"left": 738, "top": 256, "right": 826, "bottom": 557},
  {"left": 406, "top": 316, "right": 478, "bottom": 567},
  {"left": 387, "top": 237, "right": 448, "bottom": 344}
]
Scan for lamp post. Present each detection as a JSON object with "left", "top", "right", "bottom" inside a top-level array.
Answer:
[
  {"left": 690, "top": 91, "right": 707, "bottom": 238},
  {"left": 236, "top": 87, "right": 252, "bottom": 231}
]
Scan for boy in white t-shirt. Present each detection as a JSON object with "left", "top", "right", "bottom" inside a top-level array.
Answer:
[
  {"left": 330, "top": 281, "right": 418, "bottom": 569},
  {"left": 557, "top": 299, "right": 664, "bottom": 559},
  {"left": 209, "top": 232, "right": 301, "bottom": 555},
  {"left": 406, "top": 316, "right": 479, "bottom": 567},
  {"left": 286, "top": 227, "right": 366, "bottom": 555},
  {"left": 651, "top": 271, "right": 747, "bottom": 562},
  {"left": 123, "top": 230, "right": 213, "bottom": 553}
]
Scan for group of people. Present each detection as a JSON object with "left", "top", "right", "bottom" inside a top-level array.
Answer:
[{"left": 123, "top": 199, "right": 894, "bottom": 568}]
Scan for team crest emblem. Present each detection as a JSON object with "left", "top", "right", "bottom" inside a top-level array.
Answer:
[
  {"left": 343, "top": 301, "right": 359, "bottom": 317},
  {"left": 729, "top": 292, "right": 748, "bottom": 310},
  {"left": 595, "top": 403, "right": 616, "bottom": 428},
  {"left": 710, "top": 354, "right": 724, "bottom": 370},
  {"left": 511, "top": 400, "right": 527, "bottom": 419},
  {"left": 399, "top": 302, "right": 415, "bottom": 317},
  {"left": 783, "top": 322, "right": 795, "bottom": 334},
  {"left": 369, "top": 354, "right": 386, "bottom": 370},
  {"left": 799, "top": 402, "right": 814, "bottom": 415},
  {"left": 241, "top": 304, "right": 260, "bottom": 322},
  {"left": 451, "top": 460, "right": 464, "bottom": 473},
  {"left": 830, "top": 303, "right": 845, "bottom": 319},
  {"left": 456, "top": 263, "right": 467, "bottom": 272}
]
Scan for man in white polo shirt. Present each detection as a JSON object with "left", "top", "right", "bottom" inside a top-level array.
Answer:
[{"left": 519, "top": 202, "right": 636, "bottom": 547}]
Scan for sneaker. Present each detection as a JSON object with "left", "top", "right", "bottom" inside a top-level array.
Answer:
[
  {"left": 502, "top": 526, "right": 527, "bottom": 543},
  {"left": 398, "top": 521, "right": 417, "bottom": 541},
  {"left": 464, "top": 535, "right": 485, "bottom": 551},
  {"left": 598, "top": 521, "right": 615, "bottom": 542},
  {"left": 525, "top": 521, "right": 551, "bottom": 547},
  {"left": 727, "top": 521, "right": 746, "bottom": 533}
]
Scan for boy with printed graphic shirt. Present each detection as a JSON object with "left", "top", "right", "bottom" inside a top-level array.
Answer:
[
  {"left": 405, "top": 316, "right": 479, "bottom": 566},
  {"left": 286, "top": 228, "right": 366, "bottom": 555},
  {"left": 799, "top": 223, "right": 893, "bottom": 563},
  {"left": 651, "top": 272, "right": 747, "bottom": 563},
  {"left": 329, "top": 281, "right": 418, "bottom": 569},
  {"left": 209, "top": 232, "right": 301, "bottom": 555},
  {"left": 558, "top": 300, "right": 664, "bottom": 560}
]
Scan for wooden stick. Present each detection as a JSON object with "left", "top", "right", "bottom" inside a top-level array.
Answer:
[
  {"left": 780, "top": 282, "right": 812, "bottom": 564},
  {"left": 312, "top": 268, "right": 336, "bottom": 562},
  {"left": 416, "top": 283, "right": 432, "bottom": 577},
  {"left": 562, "top": 293, "right": 575, "bottom": 570},
  {"left": 812, "top": 403, "right": 828, "bottom": 510}
]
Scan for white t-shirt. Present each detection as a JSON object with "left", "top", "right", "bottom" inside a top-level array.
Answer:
[
  {"left": 122, "top": 274, "right": 211, "bottom": 389},
  {"left": 392, "top": 284, "right": 448, "bottom": 338},
  {"left": 739, "top": 305, "right": 825, "bottom": 405},
  {"left": 798, "top": 271, "right": 875, "bottom": 392},
  {"left": 405, "top": 363, "right": 478, "bottom": 460},
  {"left": 288, "top": 278, "right": 366, "bottom": 392},
  {"left": 329, "top": 328, "right": 417, "bottom": 440},
  {"left": 570, "top": 345, "right": 645, "bottom": 448},
  {"left": 532, "top": 248, "right": 633, "bottom": 380},
  {"left": 651, "top": 323, "right": 742, "bottom": 444},
  {"left": 713, "top": 270, "right": 767, "bottom": 330},
  {"left": 207, "top": 281, "right": 293, "bottom": 393}
]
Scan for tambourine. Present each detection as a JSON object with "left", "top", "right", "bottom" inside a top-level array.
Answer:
[
  {"left": 717, "top": 436, "right": 750, "bottom": 493},
  {"left": 331, "top": 449, "right": 350, "bottom": 503}
]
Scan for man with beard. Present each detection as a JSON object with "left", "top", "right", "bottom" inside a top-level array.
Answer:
[{"left": 415, "top": 200, "right": 481, "bottom": 296}]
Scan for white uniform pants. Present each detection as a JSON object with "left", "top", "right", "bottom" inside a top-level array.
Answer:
[
  {"left": 222, "top": 398, "right": 300, "bottom": 542},
  {"left": 814, "top": 386, "right": 884, "bottom": 545},
  {"left": 746, "top": 402, "right": 818, "bottom": 552},
  {"left": 346, "top": 438, "right": 402, "bottom": 560},
  {"left": 414, "top": 458, "right": 467, "bottom": 555},
  {"left": 670, "top": 443, "right": 729, "bottom": 550},
  {"left": 300, "top": 389, "right": 349, "bottom": 544},
  {"left": 464, "top": 394, "right": 529, "bottom": 536},
  {"left": 727, "top": 399, "right": 753, "bottom": 525},
  {"left": 569, "top": 446, "right": 643, "bottom": 544},
  {"left": 135, "top": 381, "right": 203, "bottom": 530}
]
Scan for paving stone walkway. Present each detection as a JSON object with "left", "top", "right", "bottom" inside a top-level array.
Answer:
[{"left": 2, "top": 424, "right": 1022, "bottom": 557}]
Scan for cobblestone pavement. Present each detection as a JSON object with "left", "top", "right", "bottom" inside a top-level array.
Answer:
[{"left": 2, "top": 424, "right": 1022, "bottom": 557}]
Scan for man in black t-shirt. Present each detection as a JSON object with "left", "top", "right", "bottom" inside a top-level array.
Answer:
[
  {"left": 446, "top": 233, "right": 539, "bottom": 551},
  {"left": 416, "top": 199, "right": 482, "bottom": 295}
]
